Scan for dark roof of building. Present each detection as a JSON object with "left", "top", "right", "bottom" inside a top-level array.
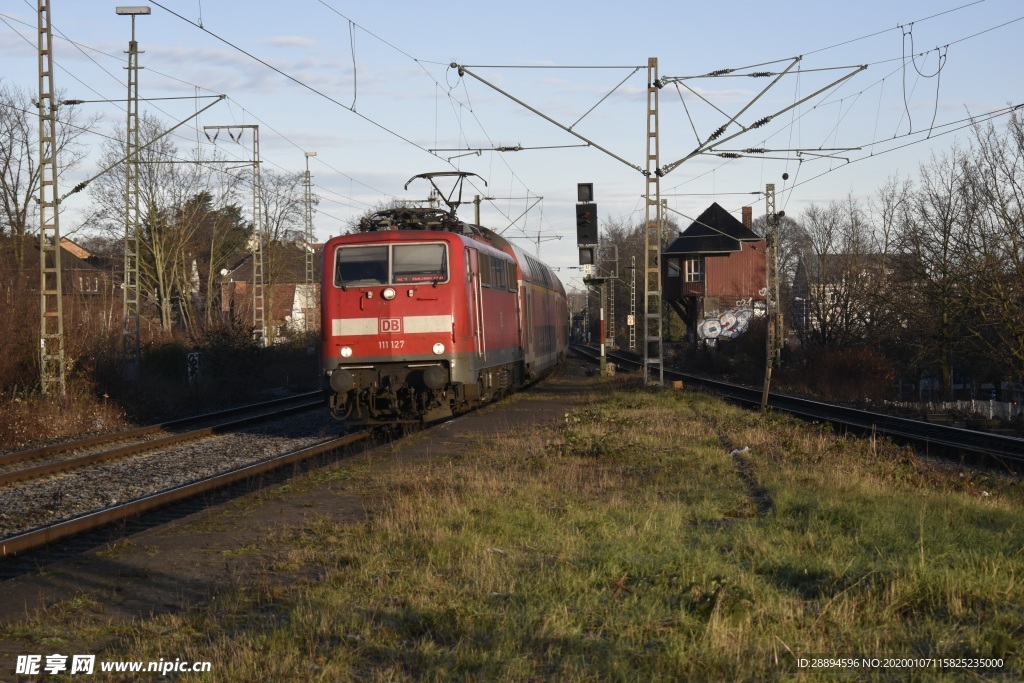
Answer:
[
  {"left": 1, "top": 237, "right": 106, "bottom": 276},
  {"left": 663, "top": 203, "right": 762, "bottom": 256}
]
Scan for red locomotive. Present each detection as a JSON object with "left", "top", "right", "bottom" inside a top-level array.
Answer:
[{"left": 320, "top": 173, "right": 568, "bottom": 427}]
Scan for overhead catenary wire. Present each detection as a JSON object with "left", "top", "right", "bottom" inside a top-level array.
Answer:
[
  {"left": 147, "top": 0, "right": 445, "bottom": 165},
  {"left": 4, "top": 1, "right": 1019, "bottom": 252},
  {"left": 3, "top": 5, "right": 274, "bottom": 200},
  {"left": 3, "top": 2, "right": 437, "bottom": 221},
  {"left": 143, "top": 0, "right": 551, "bottom": 242},
  {"left": 738, "top": 102, "right": 1024, "bottom": 218}
]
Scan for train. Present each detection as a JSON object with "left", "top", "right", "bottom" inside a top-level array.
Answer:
[{"left": 319, "top": 173, "right": 568, "bottom": 427}]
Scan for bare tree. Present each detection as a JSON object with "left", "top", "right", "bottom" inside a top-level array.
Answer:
[
  {"left": 173, "top": 190, "right": 250, "bottom": 332},
  {"left": 960, "top": 113, "right": 1024, "bottom": 379},
  {"left": 596, "top": 215, "right": 642, "bottom": 349},
  {"left": 897, "top": 146, "right": 974, "bottom": 399},
  {"left": 88, "top": 113, "right": 232, "bottom": 333},
  {"left": 0, "top": 82, "right": 93, "bottom": 267},
  {"left": 258, "top": 168, "right": 316, "bottom": 340}
]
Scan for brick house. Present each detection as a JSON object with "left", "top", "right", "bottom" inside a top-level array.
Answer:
[
  {"left": 219, "top": 240, "right": 322, "bottom": 341},
  {"left": 662, "top": 203, "right": 767, "bottom": 347}
]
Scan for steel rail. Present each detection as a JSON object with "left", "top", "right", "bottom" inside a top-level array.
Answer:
[
  {"left": 0, "top": 391, "right": 323, "bottom": 469},
  {"left": 571, "top": 345, "right": 1024, "bottom": 465},
  {"left": 1, "top": 430, "right": 369, "bottom": 558},
  {"left": 0, "top": 400, "right": 324, "bottom": 487}
]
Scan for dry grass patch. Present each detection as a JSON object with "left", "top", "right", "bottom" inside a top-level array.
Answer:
[{"left": 7, "top": 383, "right": 1022, "bottom": 680}]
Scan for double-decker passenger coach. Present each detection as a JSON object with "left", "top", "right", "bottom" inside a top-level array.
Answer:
[{"left": 320, "top": 173, "right": 567, "bottom": 427}]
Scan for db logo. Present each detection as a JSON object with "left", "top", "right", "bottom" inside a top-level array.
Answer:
[{"left": 379, "top": 318, "right": 402, "bottom": 333}]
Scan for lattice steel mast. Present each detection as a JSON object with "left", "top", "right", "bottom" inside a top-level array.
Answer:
[
  {"left": 644, "top": 58, "right": 664, "bottom": 385},
  {"left": 629, "top": 255, "right": 636, "bottom": 351},
  {"left": 117, "top": 6, "right": 149, "bottom": 379},
  {"left": 204, "top": 124, "right": 264, "bottom": 344},
  {"left": 761, "top": 182, "right": 780, "bottom": 408},
  {"left": 304, "top": 151, "right": 316, "bottom": 336},
  {"left": 37, "top": 0, "right": 65, "bottom": 396}
]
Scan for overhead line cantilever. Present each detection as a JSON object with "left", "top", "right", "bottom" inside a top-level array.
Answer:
[
  {"left": 452, "top": 63, "right": 645, "bottom": 175},
  {"left": 660, "top": 64, "right": 867, "bottom": 176},
  {"left": 58, "top": 95, "right": 226, "bottom": 201}
]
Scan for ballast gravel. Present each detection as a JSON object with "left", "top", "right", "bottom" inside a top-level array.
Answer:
[{"left": 0, "top": 411, "right": 341, "bottom": 539}]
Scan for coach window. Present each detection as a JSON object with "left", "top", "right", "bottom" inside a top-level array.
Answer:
[
  {"left": 335, "top": 245, "right": 388, "bottom": 287},
  {"left": 492, "top": 257, "right": 506, "bottom": 290},
  {"left": 393, "top": 243, "right": 447, "bottom": 284},
  {"left": 479, "top": 254, "right": 492, "bottom": 288}
]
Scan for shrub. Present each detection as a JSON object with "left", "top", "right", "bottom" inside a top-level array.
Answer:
[{"left": 795, "top": 346, "right": 898, "bottom": 402}]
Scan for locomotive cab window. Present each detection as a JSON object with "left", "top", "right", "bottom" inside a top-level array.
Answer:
[
  {"left": 393, "top": 244, "right": 447, "bottom": 284},
  {"left": 335, "top": 245, "right": 388, "bottom": 286},
  {"left": 334, "top": 243, "right": 448, "bottom": 287}
]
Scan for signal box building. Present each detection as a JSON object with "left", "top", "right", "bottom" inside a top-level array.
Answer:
[{"left": 662, "top": 203, "right": 767, "bottom": 347}]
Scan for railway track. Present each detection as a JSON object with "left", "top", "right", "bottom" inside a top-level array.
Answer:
[
  {"left": 0, "top": 392, "right": 326, "bottom": 486},
  {"left": 0, "top": 432, "right": 369, "bottom": 559},
  {"left": 0, "top": 391, "right": 322, "bottom": 469},
  {"left": 0, "top": 393, "right": 370, "bottom": 559},
  {"left": 572, "top": 345, "right": 1024, "bottom": 467}
]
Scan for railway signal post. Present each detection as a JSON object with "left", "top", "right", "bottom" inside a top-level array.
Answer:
[{"left": 576, "top": 183, "right": 609, "bottom": 376}]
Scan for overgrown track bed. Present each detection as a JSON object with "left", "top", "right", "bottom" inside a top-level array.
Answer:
[
  {"left": 0, "top": 403, "right": 359, "bottom": 559},
  {"left": 0, "top": 391, "right": 323, "bottom": 467},
  {"left": 572, "top": 345, "right": 1024, "bottom": 467},
  {"left": 0, "top": 396, "right": 325, "bottom": 487},
  {"left": 7, "top": 363, "right": 1014, "bottom": 680}
]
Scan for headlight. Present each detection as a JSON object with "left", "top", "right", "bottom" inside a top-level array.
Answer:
[
  {"left": 382, "top": 287, "right": 396, "bottom": 300},
  {"left": 432, "top": 343, "right": 445, "bottom": 355},
  {"left": 340, "top": 346, "right": 353, "bottom": 358}
]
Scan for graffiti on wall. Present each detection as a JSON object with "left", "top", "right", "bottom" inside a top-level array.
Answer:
[{"left": 698, "top": 299, "right": 766, "bottom": 340}]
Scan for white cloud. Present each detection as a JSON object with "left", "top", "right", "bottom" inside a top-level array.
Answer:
[{"left": 266, "top": 35, "right": 317, "bottom": 49}]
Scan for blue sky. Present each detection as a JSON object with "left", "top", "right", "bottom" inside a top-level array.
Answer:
[{"left": 2, "top": 0, "right": 1022, "bottom": 288}]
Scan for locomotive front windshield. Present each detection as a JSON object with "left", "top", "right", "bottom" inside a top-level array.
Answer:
[{"left": 335, "top": 243, "right": 447, "bottom": 287}]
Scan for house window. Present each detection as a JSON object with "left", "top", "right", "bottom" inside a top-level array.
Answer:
[{"left": 684, "top": 256, "right": 703, "bottom": 283}]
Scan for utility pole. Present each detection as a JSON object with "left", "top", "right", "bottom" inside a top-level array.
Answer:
[
  {"left": 304, "top": 151, "right": 316, "bottom": 342},
  {"left": 585, "top": 288, "right": 593, "bottom": 342},
  {"left": 607, "top": 270, "right": 615, "bottom": 350},
  {"left": 629, "top": 255, "right": 636, "bottom": 351},
  {"left": 204, "top": 124, "right": 264, "bottom": 344},
  {"left": 606, "top": 245, "right": 617, "bottom": 350},
  {"left": 472, "top": 194, "right": 494, "bottom": 225},
  {"left": 644, "top": 57, "right": 664, "bottom": 385},
  {"left": 599, "top": 281, "right": 607, "bottom": 376},
  {"left": 117, "top": 5, "right": 149, "bottom": 380},
  {"left": 660, "top": 198, "right": 669, "bottom": 341},
  {"left": 761, "top": 182, "right": 783, "bottom": 409},
  {"left": 37, "top": 0, "right": 65, "bottom": 396}
]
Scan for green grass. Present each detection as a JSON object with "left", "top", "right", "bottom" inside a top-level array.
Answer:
[{"left": 5, "top": 380, "right": 1022, "bottom": 681}]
